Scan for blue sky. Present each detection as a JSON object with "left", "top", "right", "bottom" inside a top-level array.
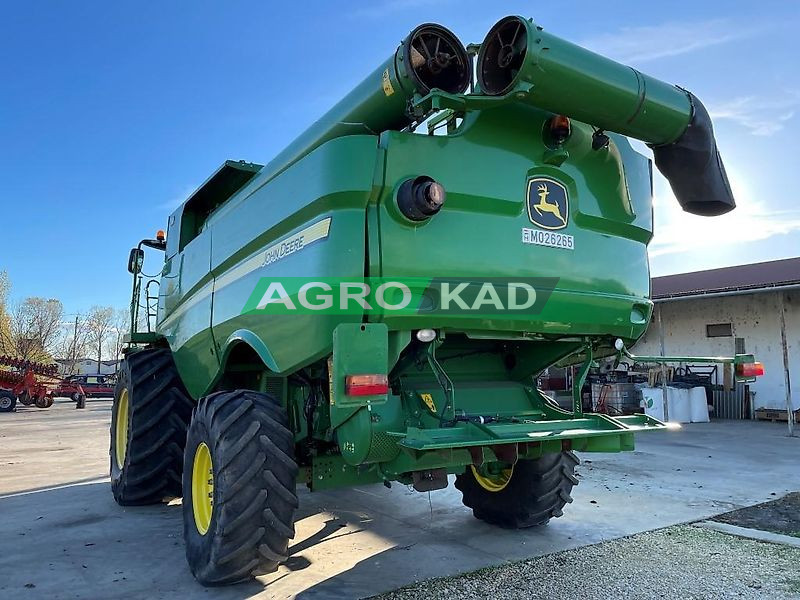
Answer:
[{"left": 1, "top": 1, "right": 798, "bottom": 315}]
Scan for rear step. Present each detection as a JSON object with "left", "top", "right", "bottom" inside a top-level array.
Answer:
[{"left": 392, "top": 413, "right": 666, "bottom": 452}]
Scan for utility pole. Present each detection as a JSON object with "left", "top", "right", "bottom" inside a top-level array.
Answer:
[
  {"left": 71, "top": 315, "right": 79, "bottom": 366},
  {"left": 778, "top": 291, "right": 795, "bottom": 437},
  {"left": 62, "top": 312, "right": 83, "bottom": 376},
  {"left": 657, "top": 304, "right": 670, "bottom": 422}
]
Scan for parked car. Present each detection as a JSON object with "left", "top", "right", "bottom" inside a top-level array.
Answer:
[{"left": 55, "top": 374, "right": 115, "bottom": 400}]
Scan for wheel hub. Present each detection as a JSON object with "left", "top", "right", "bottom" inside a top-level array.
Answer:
[
  {"left": 471, "top": 463, "right": 514, "bottom": 492},
  {"left": 192, "top": 442, "right": 214, "bottom": 535},
  {"left": 115, "top": 388, "right": 129, "bottom": 469}
]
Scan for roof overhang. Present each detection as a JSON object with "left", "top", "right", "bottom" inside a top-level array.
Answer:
[{"left": 654, "top": 282, "right": 800, "bottom": 303}]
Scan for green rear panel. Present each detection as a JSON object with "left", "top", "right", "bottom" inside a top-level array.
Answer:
[
  {"left": 157, "top": 105, "right": 656, "bottom": 398},
  {"left": 371, "top": 104, "right": 654, "bottom": 340}
]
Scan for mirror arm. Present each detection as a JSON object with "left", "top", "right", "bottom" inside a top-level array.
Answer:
[{"left": 141, "top": 239, "right": 167, "bottom": 251}]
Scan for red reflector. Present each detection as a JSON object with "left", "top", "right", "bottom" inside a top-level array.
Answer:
[
  {"left": 736, "top": 362, "right": 764, "bottom": 377},
  {"left": 345, "top": 374, "right": 389, "bottom": 396}
]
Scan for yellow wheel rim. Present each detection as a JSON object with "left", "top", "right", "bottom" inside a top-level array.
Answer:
[
  {"left": 471, "top": 464, "right": 514, "bottom": 492},
  {"left": 115, "top": 388, "right": 129, "bottom": 470},
  {"left": 192, "top": 442, "right": 214, "bottom": 535}
]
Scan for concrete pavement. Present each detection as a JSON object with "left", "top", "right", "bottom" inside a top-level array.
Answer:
[{"left": 1, "top": 399, "right": 797, "bottom": 599}]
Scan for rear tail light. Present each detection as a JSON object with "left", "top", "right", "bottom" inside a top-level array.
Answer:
[
  {"left": 548, "top": 114, "right": 571, "bottom": 145},
  {"left": 736, "top": 362, "right": 764, "bottom": 378},
  {"left": 345, "top": 374, "right": 389, "bottom": 396}
]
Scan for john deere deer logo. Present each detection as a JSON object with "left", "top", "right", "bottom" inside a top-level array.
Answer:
[{"left": 526, "top": 178, "right": 569, "bottom": 230}]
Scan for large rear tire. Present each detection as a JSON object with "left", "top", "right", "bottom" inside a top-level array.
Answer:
[
  {"left": 110, "top": 348, "right": 193, "bottom": 505},
  {"left": 455, "top": 451, "right": 579, "bottom": 528},
  {"left": 182, "top": 389, "right": 299, "bottom": 586}
]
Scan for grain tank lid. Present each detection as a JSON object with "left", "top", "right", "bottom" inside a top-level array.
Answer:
[
  {"left": 651, "top": 92, "right": 736, "bottom": 216},
  {"left": 184, "top": 160, "right": 263, "bottom": 214}
]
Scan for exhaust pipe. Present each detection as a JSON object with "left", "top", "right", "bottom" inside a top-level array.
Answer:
[{"left": 477, "top": 16, "right": 735, "bottom": 216}]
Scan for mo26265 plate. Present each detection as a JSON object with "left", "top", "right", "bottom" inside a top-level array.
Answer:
[{"left": 521, "top": 227, "right": 574, "bottom": 250}]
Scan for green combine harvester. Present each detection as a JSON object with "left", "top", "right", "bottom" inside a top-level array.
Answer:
[{"left": 113, "top": 16, "right": 762, "bottom": 585}]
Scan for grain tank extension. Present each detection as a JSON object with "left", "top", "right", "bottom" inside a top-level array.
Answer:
[{"left": 113, "top": 17, "right": 760, "bottom": 586}]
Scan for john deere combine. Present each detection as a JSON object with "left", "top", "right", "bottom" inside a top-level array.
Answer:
[{"left": 113, "top": 16, "right": 760, "bottom": 585}]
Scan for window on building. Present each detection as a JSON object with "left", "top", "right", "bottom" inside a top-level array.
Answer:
[{"left": 706, "top": 323, "right": 733, "bottom": 337}]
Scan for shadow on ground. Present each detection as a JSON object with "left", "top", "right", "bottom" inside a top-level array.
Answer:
[{"left": 1, "top": 420, "right": 798, "bottom": 599}]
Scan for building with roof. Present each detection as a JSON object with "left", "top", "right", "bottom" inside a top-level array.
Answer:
[
  {"left": 54, "top": 358, "right": 120, "bottom": 376},
  {"left": 633, "top": 257, "right": 799, "bottom": 419}
]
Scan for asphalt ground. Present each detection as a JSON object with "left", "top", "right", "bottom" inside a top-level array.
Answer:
[{"left": 1, "top": 398, "right": 797, "bottom": 599}]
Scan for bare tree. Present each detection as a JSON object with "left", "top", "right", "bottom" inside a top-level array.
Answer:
[
  {"left": 105, "top": 308, "right": 130, "bottom": 367},
  {"left": 2, "top": 297, "right": 64, "bottom": 362},
  {"left": 85, "top": 306, "right": 115, "bottom": 374},
  {"left": 54, "top": 315, "right": 91, "bottom": 375},
  {"left": 0, "top": 270, "right": 10, "bottom": 355},
  {"left": 0, "top": 270, "right": 9, "bottom": 309}
]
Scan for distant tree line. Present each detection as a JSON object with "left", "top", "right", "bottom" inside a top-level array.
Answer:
[{"left": 0, "top": 270, "right": 128, "bottom": 375}]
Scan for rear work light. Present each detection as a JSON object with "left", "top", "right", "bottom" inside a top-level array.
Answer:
[
  {"left": 736, "top": 362, "right": 765, "bottom": 378},
  {"left": 345, "top": 374, "right": 389, "bottom": 396},
  {"left": 397, "top": 176, "right": 446, "bottom": 221}
]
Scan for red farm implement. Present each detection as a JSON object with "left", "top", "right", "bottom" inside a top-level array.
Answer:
[{"left": 0, "top": 355, "right": 59, "bottom": 412}]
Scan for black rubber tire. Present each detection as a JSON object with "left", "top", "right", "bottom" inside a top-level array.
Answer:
[
  {"left": 76, "top": 394, "right": 86, "bottom": 409},
  {"left": 110, "top": 348, "right": 193, "bottom": 505},
  {"left": 71, "top": 392, "right": 80, "bottom": 402},
  {"left": 183, "top": 389, "right": 299, "bottom": 586},
  {"left": 455, "top": 451, "right": 579, "bottom": 528},
  {"left": 35, "top": 395, "right": 53, "bottom": 409},
  {"left": 0, "top": 390, "right": 16, "bottom": 412}
]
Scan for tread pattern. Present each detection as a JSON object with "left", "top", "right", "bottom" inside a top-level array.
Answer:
[
  {"left": 455, "top": 451, "right": 579, "bottom": 528},
  {"left": 183, "top": 390, "right": 298, "bottom": 586},
  {"left": 110, "top": 349, "right": 193, "bottom": 505}
]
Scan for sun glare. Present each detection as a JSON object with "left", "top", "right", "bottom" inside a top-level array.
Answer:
[{"left": 649, "top": 166, "right": 800, "bottom": 259}]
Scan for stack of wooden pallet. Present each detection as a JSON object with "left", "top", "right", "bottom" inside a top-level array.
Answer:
[{"left": 754, "top": 407, "right": 800, "bottom": 422}]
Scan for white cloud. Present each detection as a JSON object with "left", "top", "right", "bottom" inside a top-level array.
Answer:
[
  {"left": 579, "top": 19, "right": 757, "bottom": 65},
  {"left": 708, "top": 94, "right": 799, "bottom": 136},
  {"left": 649, "top": 169, "right": 800, "bottom": 259}
]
